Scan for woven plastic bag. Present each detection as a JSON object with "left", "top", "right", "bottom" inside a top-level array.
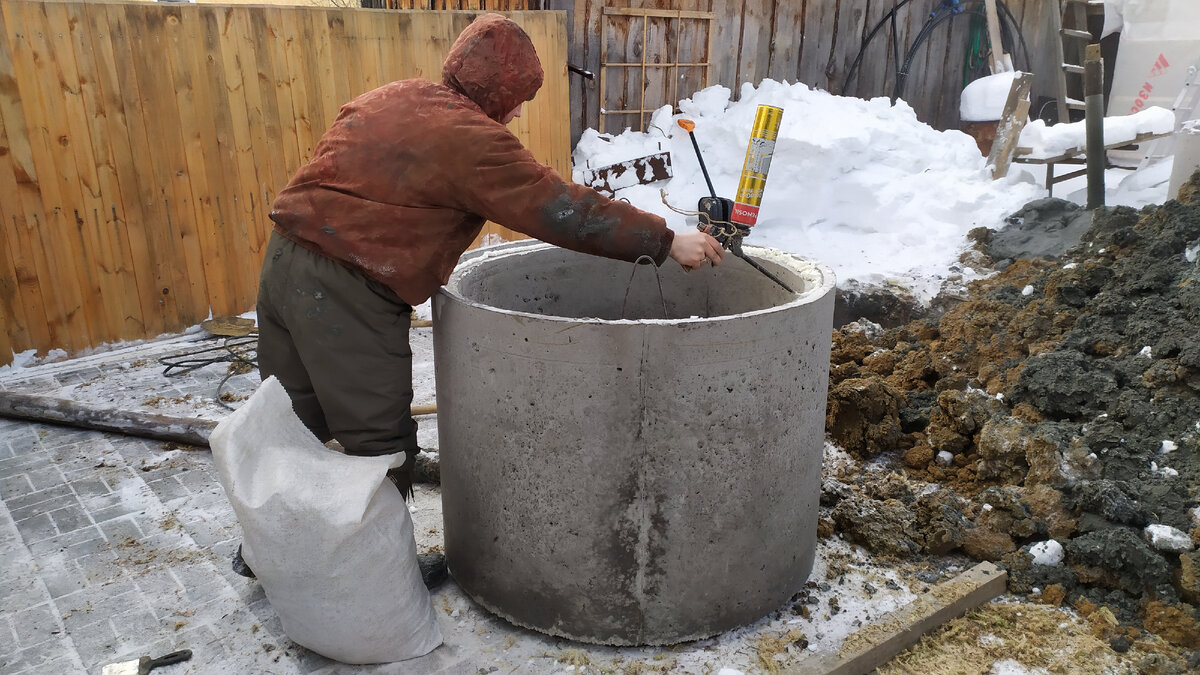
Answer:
[{"left": 209, "top": 376, "right": 442, "bottom": 663}]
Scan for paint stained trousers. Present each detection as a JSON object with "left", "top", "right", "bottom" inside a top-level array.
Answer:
[{"left": 256, "top": 230, "right": 418, "bottom": 489}]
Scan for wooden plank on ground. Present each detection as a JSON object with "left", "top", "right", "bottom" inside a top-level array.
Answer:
[
  {"left": 800, "top": 562, "right": 1008, "bottom": 675},
  {"left": 988, "top": 72, "right": 1034, "bottom": 178}
]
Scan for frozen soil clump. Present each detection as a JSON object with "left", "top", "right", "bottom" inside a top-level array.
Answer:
[{"left": 822, "top": 173, "right": 1200, "bottom": 653}]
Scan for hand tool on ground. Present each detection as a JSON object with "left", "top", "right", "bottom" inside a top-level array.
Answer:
[
  {"left": 676, "top": 109, "right": 794, "bottom": 293},
  {"left": 101, "top": 649, "right": 192, "bottom": 675}
]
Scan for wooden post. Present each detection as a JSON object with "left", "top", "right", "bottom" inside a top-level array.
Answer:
[
  {"left": 983, "top": 0, "right": 1011, "bottom": 73},
  {"left": 987, "top": 72, "right": 1034, "bottom": 179},
  {"left": 1085, "top": 43, "right": 1105, "bottom": 209}
]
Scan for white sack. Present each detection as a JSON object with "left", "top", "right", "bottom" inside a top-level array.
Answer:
[{"left": 209, "top": 376, "right": 442, "bottom": 664}]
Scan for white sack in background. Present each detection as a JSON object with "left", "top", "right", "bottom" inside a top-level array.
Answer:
[{"left": 209, "top": 376, "right": 442, "bottom": 664}]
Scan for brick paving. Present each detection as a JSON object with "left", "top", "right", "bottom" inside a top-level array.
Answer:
[{"left": 0, "top": 332, "right": 912, "bottom": 674}]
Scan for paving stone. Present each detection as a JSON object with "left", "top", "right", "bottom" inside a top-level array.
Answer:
[
  {"left": 39, "top": 562, "right": 87, "bottom": 600},
  {"left": 144, "top": 476, "right": 192, "bottom": 505},
  {"left": 5, "top": 483, "right": 74, "bottom": 514},
  {"left": 0, "top": 574, "right": 46, "bottom": 614},
  {"left": 98, "top": 515, "right": 145, "bottom": 545},
  {"left": 0, "top": 636, "right": 75, "bottom": 673},
  {"left": 11, "top": 603, "right": 61, "bottom": 649},
  {"left": 68, "top": 618, "right": 120, "bottom": 669},
  {"left": 25, "top": 526, "right": 106, "bottom": 560},
  {"left": 47, "top": 504, "right": 96, "bottom": 535},
  {"left": 0, "top": 474, "right": 34, "bottom": 501},
  {"left": 13, "top": 512, "right": 58, "bottom": 544}
]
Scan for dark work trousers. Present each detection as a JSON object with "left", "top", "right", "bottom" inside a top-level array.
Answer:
[{"left": 256, "top": 230, "right": 418, "bottom": 495}]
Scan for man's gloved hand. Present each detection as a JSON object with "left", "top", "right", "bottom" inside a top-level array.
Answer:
[{"left": 670, "top": 230, "right": 726, "bottom": 271}]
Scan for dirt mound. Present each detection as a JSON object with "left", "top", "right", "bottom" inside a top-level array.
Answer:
[{"left": 822, "top": 173, "right": 1200, "bottom": 650}]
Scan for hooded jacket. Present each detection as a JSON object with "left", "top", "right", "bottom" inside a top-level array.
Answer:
[{"left": 268, "top": 13, "right": 675, "bottom": 306}]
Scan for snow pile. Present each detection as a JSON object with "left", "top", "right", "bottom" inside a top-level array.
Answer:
[
  {"left": 1016, "top": 106, "right": 1174, "bottom": 159},
  {"left": 960, "top": 71, "right": 1020, "bottom": 122},
  {"left": 574, "top": 79, "right": 1044, "bottom": 302}
]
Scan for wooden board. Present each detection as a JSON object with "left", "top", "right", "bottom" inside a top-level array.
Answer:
[{"left": 800, "top": 562, "right": 1008, "bottom": 675}]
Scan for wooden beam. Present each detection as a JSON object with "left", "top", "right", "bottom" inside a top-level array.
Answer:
[
  {"left": 987, "top": 72, "right": 1034, "bottom": 179},
  {"left": 983, "top": 0, "right": 1011, "bottom": 73},
  {"left": 801, "top": 562, "right": 1008, "bottom": 675}
]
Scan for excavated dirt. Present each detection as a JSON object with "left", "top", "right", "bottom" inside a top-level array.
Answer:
[{"left": 821, "top": 173, "right": 1200, "bottom": 658}]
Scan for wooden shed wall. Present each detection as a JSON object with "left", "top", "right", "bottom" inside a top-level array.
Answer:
[
  {"left": 555, "top": 0, "right": 1058, "bottom": 142},
  {"left": 0, "top": 1, "right": 569, "bottom": 364}
]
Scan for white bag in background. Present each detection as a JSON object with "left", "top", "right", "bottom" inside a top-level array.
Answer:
[{"left": 209, "top": 376, "right": 442, "bottom": 664}]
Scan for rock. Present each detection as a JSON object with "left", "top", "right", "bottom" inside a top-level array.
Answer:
[
  {"left": 819, "top": 478, "right": 852, "bottom": 507},
  {"left": 1109, "top": 635, "right": 1131, "bottom": 653},
  {"left": 903, "top": 443, "right": 933, "bottom": 469},
  {"left": 976, "top": 486, "right": 1038, "bottom": 539},
  {"left": 1066, "top": 528, "right": 1172, "bottom": 595},
  {"left": 1177, "top": 551, "right": 1200, "bottom": 604},
  {"left": 825, "top": 377, "right": 906, "bottom": 459},
  {"left": 913, "top": 488, "right": 969, "bottom": 555},
  {"left": 829, "top": 496, "right": 919, "bottom": 557},
  {"left": 1141, "top": 600, "right": 1200, "bottom": 649},
  {"left": 1011, "top": 350, "right": 1120, "bottom": 420},
  {"left": 1024, "top": 484, "right": 1078, "bottom": 540},
  {"left": 976, "top": 416, "right": 1030, "bottom": 481},
  {"left": 963, "top": 527, "right": 1017, "bottom": 560},
  {"left": 1070, "top": 480, "right": 1149, "bottom": 527}
]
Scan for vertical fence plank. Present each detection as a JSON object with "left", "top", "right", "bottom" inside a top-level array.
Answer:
[
  {"left": 66, "top": 2, "right": 143, "bottom": 339},
  {"left": 165, "top": 5, "right": 232, "bottom": 319},
  {"left": 0, "top": 10, "right": 51, "bottom": 353},
  {"left": 767, "top": 0, "right": 804, "bottom": 85},
  {"left": 88, "top": 3, "right": 164, "bottom": 338},
  {"left": 5, "top": 1, "right": 91, "bottom": 350},
  {"left": 43, "top": 1, "right": 122, "bottom": 345},
  {"left": 126, "top": 4, "right": 210, "bottom": 327}
]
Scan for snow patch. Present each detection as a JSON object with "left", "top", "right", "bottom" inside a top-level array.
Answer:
[
  {"left": 1144, "top": 524, "right": 1194, "bottom": 552},
  {"left": 1029, "top": 540, "right": 1064, "bottom": 566}
]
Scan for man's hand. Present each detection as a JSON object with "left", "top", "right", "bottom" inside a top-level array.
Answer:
[{"left": 669, "top": 230, "right": 725, "bottom": 271}]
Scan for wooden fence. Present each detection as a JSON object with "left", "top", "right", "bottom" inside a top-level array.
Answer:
[
  {"left": 0, "top": 1, "right": 569, "bottom": 364},
  {"left": 553, "top": 0, "right": 1057, "bottom": 142}
]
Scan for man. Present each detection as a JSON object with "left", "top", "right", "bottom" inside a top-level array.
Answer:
[{"left": 242, "top": 13, "right": 723, "bottom": 585}]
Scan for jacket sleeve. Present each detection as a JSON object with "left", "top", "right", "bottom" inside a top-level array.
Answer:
[{"left": 438, "top": 120, "right": 675, "bottom": 265}]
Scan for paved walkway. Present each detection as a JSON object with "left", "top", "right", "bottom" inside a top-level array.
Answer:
[{"left": 0, "top": 332, "right": 917, "bottom": 674}]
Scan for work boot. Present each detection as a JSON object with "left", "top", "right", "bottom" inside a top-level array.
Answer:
[
  {"left": 231, "top": 544, "right": 256, "bottom": 579},
  {"left": 418, "top": 552, "right": 448, "bottom": 589}
]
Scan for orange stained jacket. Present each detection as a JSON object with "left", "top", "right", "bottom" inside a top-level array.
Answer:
[{"left": 268, "top": 13, "right": 675, "bottom": 307}]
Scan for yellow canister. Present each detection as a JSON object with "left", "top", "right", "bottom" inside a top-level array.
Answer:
[{"left": 731, "top": 104, "right": 784, "bottom": 227}]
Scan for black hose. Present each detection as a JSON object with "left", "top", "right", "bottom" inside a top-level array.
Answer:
[{"left": 843, "top": 0, "right": 1030, "bottom": 103}]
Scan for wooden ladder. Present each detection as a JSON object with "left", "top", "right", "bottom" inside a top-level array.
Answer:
[{"left": 1053, "top": 0, "right": 1103, "bottom": 123}]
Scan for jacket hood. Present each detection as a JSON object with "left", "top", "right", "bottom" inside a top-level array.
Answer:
[{"left": 442, "top": 13, "right": 544, "bottom": 123}]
